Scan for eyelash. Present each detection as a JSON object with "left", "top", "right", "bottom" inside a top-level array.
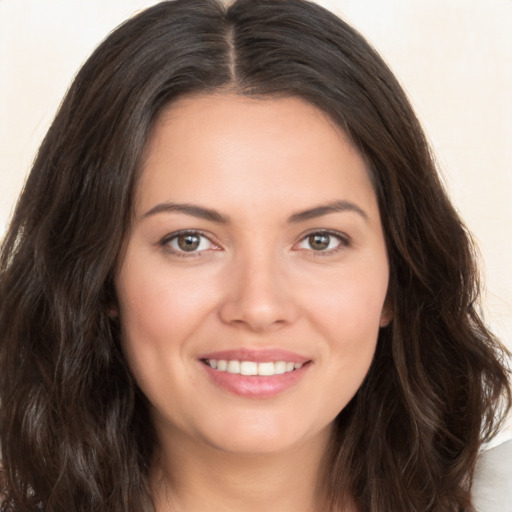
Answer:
[
  {"left": 159, "top": 230, "right": 218, "bottom": 258},
  {"left": 158, "top": 229, "right": 351, "bottom": 257},
  {"left": 296, "top": 229, "right": 351, "bottom": 256}
]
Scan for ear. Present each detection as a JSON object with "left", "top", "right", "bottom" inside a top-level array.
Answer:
[
  {"left": 108, "top": 306, "right": 119, "bottom": 319},
  {"left": 379, "top": 301, "right": 393, "bottom": 327},
  {"left": 106, "top": 284, "right": 119, "bottom": 318}
]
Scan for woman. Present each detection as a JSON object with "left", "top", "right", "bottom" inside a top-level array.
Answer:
[{"left": 0, "top": 0, "right": 510, "bottom": 510}]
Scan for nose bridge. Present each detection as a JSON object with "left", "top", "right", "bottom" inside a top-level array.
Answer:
[{"left": 218, "top": 241, "right": 296, "bottom": 332}]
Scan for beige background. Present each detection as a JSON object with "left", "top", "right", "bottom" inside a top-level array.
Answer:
[{"left": 1, "top": 0, "right": 511, "bottom": 356}]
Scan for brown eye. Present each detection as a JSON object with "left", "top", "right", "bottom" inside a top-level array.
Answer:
[
  {"left": 177, "top": 233, "right": 201, "bottom": 251},
  {"left": 165, "top": 231, "right": 214, "bottom": 253},
  {"left": 308, "top": 233, "right": 330, "bottom": 251},
  {"left": 297, "top": 231, "right": 346, "bottom": 252}
]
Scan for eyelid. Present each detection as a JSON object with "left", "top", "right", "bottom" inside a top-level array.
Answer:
[
  {"left": 159, "top": 229, "right": 221, "bottom": 256},
  {"left": 158, "top": 228, "right": 350, "bottom": 257},
  {"left": 294, "top": 229, "right": 351, "bottom": 254}
]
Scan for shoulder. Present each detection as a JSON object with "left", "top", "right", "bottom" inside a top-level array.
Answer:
[{"left": 472, "top": 437, "right": 512, "bottom": 512}]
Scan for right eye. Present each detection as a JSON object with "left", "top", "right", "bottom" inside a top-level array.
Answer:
[{"left": 161, "top": 231, "right": 217, "bottom": 254}]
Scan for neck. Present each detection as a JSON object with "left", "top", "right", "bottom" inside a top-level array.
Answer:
[{"left": 151, "top": 424, "right": 333, "bottom": 512}]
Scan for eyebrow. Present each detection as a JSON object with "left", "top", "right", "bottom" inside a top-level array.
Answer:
[
  {"left": 142, "top": 202, "right": 229, "bottom": 223},
  {"left": 142, "top": 199, "right": 367, "bottom": 224},
  {"left": 288, "top": 200, "right": 368, "bottom": 223}
]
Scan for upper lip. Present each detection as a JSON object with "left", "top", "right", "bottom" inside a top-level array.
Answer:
[{"left": 198, "top": 348, "right": 311, "bottom": 364}]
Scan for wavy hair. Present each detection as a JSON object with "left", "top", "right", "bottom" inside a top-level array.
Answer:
[{"left": 1, "top": 0, "right": 510, "bottom": 510}]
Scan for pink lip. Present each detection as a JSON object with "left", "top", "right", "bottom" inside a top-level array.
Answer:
[
  {"left": 201, "top": 362, "right": 310, "bottom": 398},
  {"left": 198, "top": 349, "right": 312, "bottom": 399}
]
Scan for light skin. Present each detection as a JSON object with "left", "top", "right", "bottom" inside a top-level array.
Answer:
[{"left": 115, "top": 93, "right": 391, "bottom": 511}]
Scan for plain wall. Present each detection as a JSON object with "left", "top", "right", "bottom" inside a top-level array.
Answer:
[{"left": 1, "top": 0, "right": 511, "bottom": 355}]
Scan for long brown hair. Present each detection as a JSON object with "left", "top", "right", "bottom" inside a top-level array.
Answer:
[{"left": 1, "top": 1, "right": 510, "bottom": 510}]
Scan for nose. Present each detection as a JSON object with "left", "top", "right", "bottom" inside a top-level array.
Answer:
[{"left": 218, "top": 250, "right": 299, "bottom": 333}]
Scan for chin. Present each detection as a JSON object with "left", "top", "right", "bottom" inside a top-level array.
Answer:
[{"left": 196, "top": 415, "right": 332, "bottom": 457}]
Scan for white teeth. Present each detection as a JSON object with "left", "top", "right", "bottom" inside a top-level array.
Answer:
[
  {"left": 257, "top": 362, "right": 275, "bottom": 376},
  {"left": 206, "top": 359, "right": 304, "bottom": 376},
  {"left": 240, "top": 361, "right": 258, "bottom": 375},
  {"left": 227, "top": 360, "right": 240, "bottom": 374},
  {"left": 274, "top": 361, "right": 287, "bottom": 374}
]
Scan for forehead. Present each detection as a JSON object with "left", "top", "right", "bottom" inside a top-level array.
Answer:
[{"left": 135, "top": 93, "right": 377, "bottom": 219}]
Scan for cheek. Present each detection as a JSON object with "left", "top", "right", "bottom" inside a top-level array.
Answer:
[
  {"left": 116, "top": 255, "right": 218, "bottom": 343},
  {"left": 306, "top": 263, "right": 388, "bottom": 343},
  {"left": 114, "top": 264, "right": 213, "bottom": 422},
  {"left": 300, "top": 258, "right": 388, "bottom": 405},
  {"left": 114, "top": 258, "right": 200, "bottom": 385},
  {"left": 319, "top": 286, "right": 384, "bottom": 416}
]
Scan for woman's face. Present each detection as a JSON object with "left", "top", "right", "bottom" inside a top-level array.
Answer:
[{"left": 115, "top": 94, "right": 391, "bottom": 455}]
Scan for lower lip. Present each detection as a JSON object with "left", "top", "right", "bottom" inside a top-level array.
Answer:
[{"left": 201, "top": 362, "right": 310, "bottom": 398}]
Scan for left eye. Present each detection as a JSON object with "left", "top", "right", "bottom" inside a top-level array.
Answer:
[
  {"left": 165, "top": 232, "right": 214, "bottom": 253},
  {"left": 298, "top": 232, "right": 344, "bottom": 251}
]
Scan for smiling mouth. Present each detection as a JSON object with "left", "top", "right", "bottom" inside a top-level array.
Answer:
[{"left": 202, "top": 359, "right": 305, "bottom": 376}]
